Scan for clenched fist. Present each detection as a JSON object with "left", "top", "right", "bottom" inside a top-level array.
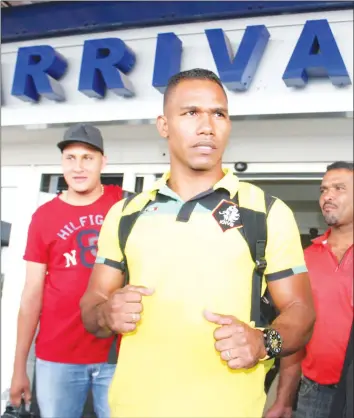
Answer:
[
  {"left": 100, "top": 285, "right": 154, "bottom": 334},
  {"left": 204, "top": 310, "right": 267, "bottom": 369}
]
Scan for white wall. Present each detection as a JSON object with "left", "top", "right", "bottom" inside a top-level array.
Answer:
[
  {"left": 1, "top": 10, "right": 353, "bottom": 126},
  {"left": 1, "top": 166, "right": 42, "bottom": 410}
]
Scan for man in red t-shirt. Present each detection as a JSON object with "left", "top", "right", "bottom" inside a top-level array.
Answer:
[
  {"left": 9, "top": 123, "right": 123, "bottom": 418},
  {"left": 265, "top": 161, "right": 353, "bottom": 418}
]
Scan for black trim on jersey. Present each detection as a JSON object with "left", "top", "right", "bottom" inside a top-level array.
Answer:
[
  {"left": 196, "top": 188, "right": 232, "bottom": 212},
  {"left": 176, "top": 201, "right": 198, "bottom": 222},
  {"left": 266, "top": 268, "right": 294, "bottom": 282},
  {"left": 102, "top": 258, "right": 125, "bottom": 271}
]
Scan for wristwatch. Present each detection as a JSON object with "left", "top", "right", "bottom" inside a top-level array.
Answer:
[{"left": 262, "top": 328, "right": 283, "bottom": 359}]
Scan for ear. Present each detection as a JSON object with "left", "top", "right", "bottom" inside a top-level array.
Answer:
[
  {"left": 101, "top": 155, "right": 107, "bottom": 171},
  {"left": 156, "top": 115, "right": 168, "bottom": 139}
]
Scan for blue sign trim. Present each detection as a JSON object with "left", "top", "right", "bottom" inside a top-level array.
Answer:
[{"left": 2, "top": 1, "right": 353, "bottom": 43}]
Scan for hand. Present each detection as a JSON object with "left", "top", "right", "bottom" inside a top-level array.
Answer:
[
  {"left": 101, "top": 285, "right": 154, "bottom": 334},
  {"left": 10, "top": 371, "right": 31, "bottom": 407},
  {"left": 264, "top": 402, "right": 293, "bottom": 418},
  {"left": 204, "top": 310, "right": 267, "bottom": 369}
]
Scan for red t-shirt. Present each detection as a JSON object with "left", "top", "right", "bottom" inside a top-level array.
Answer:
[
  {"left": 24, "top": 185, "right": 123, "bottom": 364},
  {"left": 302, "top": 229, "right": 353, "bottom": 384}
]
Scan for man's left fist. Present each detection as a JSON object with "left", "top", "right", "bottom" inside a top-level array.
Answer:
[{"left": 204, "top": 310, "right": 267, "bottom": 369}]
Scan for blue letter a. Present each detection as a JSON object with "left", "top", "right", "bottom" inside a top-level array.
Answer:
[{"left": 283, "top": 19, "right": 351, "bottom": 87}]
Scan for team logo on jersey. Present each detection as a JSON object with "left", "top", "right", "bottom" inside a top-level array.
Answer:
[
  {"left": 212, "top": 200, "right": 243, "bottom": 232},
  {"left": 144, "top": 205, "right": 158, "bottom": 213}
]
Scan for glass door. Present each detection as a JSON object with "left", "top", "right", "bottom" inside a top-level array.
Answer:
[{"left": 235, "top": 175, "right": 325, "bottom": 248}]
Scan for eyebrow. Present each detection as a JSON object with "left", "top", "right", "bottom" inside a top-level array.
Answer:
[
  {"left": 64, "top": 153, "right": 94, "bottom": 157},
  {"left": 320, "top": 182, "right": 346, "bottom": 189},
  {"left": 180, "top": 105, "right": 228, "bottom": 114}
]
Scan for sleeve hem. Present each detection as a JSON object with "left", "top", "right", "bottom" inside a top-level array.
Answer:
[
  {"left": 95, "top": 257, "right": 125, "bottom": 271},
  {"left": 265, "top": 265, "right": 307, "bottom": 282},
  {"left": 23, "top": 256, "right": 48, "bottom": 264}
]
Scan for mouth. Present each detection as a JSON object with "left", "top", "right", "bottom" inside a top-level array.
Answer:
[
  {"left": 73, "top": 177, "right": 88, "bottom": 183},
  {"left": 323, "top": 204, "right": 337, "bottom": 212},
  {"left": 193, "top": 141, "right": 217, "bottom": 155}
]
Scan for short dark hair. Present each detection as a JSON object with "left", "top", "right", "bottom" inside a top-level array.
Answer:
[
  {"left": 326, "top": 161, "right": 353, "bottom": 172},
  {"left": 163, "top": 68, "right": 226, "bottom": 109}
]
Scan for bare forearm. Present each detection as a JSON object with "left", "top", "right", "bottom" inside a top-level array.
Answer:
[
  {"left": 80, "top": 263, "right": 125, "bottom": 337},
  {"left": 276, "top": 351, "right": 304, "bottom": 406},
  {"left": 80, "top": 297, "right": 113, "bottom": 338},
  {"left": 272, "top": 302, "right": 315, "bottom": 356},
  {"left": 14, "top": 304, "right": 41, "bottom": 372}
]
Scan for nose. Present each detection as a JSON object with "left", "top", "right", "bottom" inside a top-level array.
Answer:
[
  {"left": 197, "top": 113, "right": 214, "bottom": 136},
  {"left": 73, "top": 159, "right": 84, "bottom": 172},
  {"left": 324, "top": 194, "right": 334, "bottom": 202},
  {"left": 323, "top": 189, "right": 335, "bottom": 201},
  {"left": 322, "top": 192, "right": 336, "bottom": 208}
]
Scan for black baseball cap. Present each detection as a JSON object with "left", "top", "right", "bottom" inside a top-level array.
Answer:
[{"left": 57, "top": 123, "right": 104, "bottom": 154}]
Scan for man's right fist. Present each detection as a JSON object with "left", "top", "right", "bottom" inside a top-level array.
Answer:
[{"left": 101, "top": 285, "right": 154, "bottom": 334}]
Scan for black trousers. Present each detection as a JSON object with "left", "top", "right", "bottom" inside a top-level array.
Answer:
[{"left": 328, "top": 321, "right": 353, "bottom": 418}]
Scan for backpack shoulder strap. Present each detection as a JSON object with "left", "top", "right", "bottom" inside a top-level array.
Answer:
[
  {"left": 118, "top": 191, "right": 153, "bottom": 284},
  {"left": 122, "top": 190, "right": 137, "bottom": 208},
  {"left": 236, "top": 181, "right": 274, "bottom": 264},
  {"left": 233, "top": 181, "right": 276, "bottom": 326},
  {"left": 122, "top": 192, "right": 137, "bottom": 210}
]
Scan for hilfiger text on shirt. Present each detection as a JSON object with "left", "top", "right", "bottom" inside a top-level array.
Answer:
[{"left": 57, "top": 214, "right": 104, "bottom": 240}]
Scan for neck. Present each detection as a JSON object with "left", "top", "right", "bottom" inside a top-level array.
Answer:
[
  {"left": 62, "top": 184, "right": 103, "bottom": 206},
  {"left": 168, "top": 162, "right": 224, "bottom": 201},
  {"left": 328, "top": 223, "right": 353, "bottom": 247}
]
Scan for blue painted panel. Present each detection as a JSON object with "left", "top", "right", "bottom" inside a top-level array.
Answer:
[
  {"left": 283, "top": 19, "right": 351, "bottom": 87},
  {"left": 152, "top": 33, "right": 183, "bottom": 94},
  {"left": 206, "top": 25, "right": 270, "bottom": 91},
  {"left": 11, "top": 45, "right": 67, "bottom": 103},
  {"left": 78, "top": 38, "right": 136, "bottom": 99},
  {"left": 2, "top": 1, "right": 353, "bottom": 43}
]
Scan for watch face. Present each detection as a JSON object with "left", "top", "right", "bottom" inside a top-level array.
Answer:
[{"left": 267, "top": 329, "right": 282, "bottom": 355}]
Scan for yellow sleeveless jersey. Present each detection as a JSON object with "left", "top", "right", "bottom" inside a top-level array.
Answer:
[{"left": 96, "top": 169, "right": 307, "bottom": 418}]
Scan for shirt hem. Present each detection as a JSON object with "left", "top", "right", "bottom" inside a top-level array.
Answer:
[{"left": 35, "top": 353, "right": 113, "bottom": 365}]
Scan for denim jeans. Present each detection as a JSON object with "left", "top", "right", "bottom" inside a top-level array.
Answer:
[
  {"left": 35, "top": 358, "right": 115, "bottom": 418},
  {"left": 295, "top": 376, "right": 337, "bottom": 418}
]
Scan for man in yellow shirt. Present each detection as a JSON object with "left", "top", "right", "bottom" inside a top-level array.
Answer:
[{"left": 80, "top": 68, "right": 315, "bottom": 418}]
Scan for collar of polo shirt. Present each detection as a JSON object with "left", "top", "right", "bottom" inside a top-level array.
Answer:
[{"left": 148, "top": 168, "right": 239, "bottom": 201}]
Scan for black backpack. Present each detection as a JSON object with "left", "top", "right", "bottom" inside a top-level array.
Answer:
[{"left": 1, "top": 401, "right": 38, "bottom": 418}]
